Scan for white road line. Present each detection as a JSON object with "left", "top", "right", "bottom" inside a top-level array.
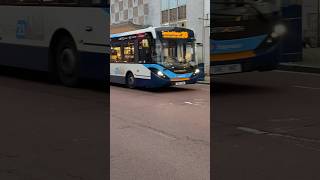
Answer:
[
  {"left": 237, "top": 127, "right": 267, "bottom": 135},
  {"left": 237, "top": 126, "right": 320, "bottom": 144},
  {"left": 293, "top": 85, "right": 320, "bottom": 91},
  {"left": 275, "top": 70, "right": 320, "bottom": 77}
]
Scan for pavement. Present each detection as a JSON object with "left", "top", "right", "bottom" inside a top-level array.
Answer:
[
  {"left": 213, "top": 70, "right": 320, "bottom": 180},
  {"left": 279, "top": 48, "right": 320, "bottom": 73},
  {"left": 197, "top": 75, "right": 210, "bottom": 85},
  {"left": 110, "top": 84, "right": 210, "bottom": 180},
  {"left": 0, "top": 68, "right": 108, "bottom": 180}
]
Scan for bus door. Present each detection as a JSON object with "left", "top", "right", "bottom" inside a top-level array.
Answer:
[{"left": 137, "top": 34, "right": 152, "bottom": 64}]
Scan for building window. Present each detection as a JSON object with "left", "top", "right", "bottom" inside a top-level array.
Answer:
[
  {"left": 111, "top": 4, "right": 115, "bottom": 13},
  {"left": 144, "top": 4, "right": 149, "bottom": 15},
  {"left": 128, "top": 0, "right": 132, "bottom": 7},
  {"left": 161, "top": 10, "right": 169, "bottom": 24},
  {"left": 178, "top": 5, "right": 186, "bottom": 20},
  {"left": 161, "top": 0, "right": 187, "bottom": 25},
  {"left": 123, "top": 9, "right": 129, "bottom": 20},
  {"left": 133, "top": 6, "right": 138, "bottom": 17},
  {"left": 115, "top": 12, "right": 120, "bottom": 22},
  {"left": 119, "top": 0, "right": 123, "bottom": 11},
  {"left": 169, "top": 8, "right": 177, "bottom": 22}
]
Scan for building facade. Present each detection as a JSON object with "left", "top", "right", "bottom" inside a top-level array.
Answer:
[
  {"left": 302, "top": 0, "right": 319, "bottom": 47},
  {"left": 110, "top": 0, "right": 161, "bottom": 26},
  {"left": 110, "top": 0, "right": 210, "bottom": 75}
]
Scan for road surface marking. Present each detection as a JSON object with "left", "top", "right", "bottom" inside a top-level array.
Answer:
[
  {"left": 237, "top": 126, "right": 320, "bottom": 144},
  {"left": 276, "top": 70, "right": 320, "bottom": 77},
  {"left": 237, "top": 127, "right": 268, "bottom": 135},
  {"left": 293, "top": 85, "right": 320, "bottom": 91},
  {"left": 184, "top": 102, "right": 193, "bottom": 105}
]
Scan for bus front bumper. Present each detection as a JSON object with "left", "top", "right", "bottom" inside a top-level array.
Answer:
[
  {"left": 211, "top": 45, "right": 281, "bottom": 74},
  {"left": 135, "top": 73, "right": 200, "bottom": 89}
]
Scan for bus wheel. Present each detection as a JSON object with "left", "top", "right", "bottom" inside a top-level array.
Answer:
[
  {"left": 56, "top": 37, "right": 80, "bottom": 87},
  {"left": 126, "top": 72, "right": 136, "bottom": 89}
]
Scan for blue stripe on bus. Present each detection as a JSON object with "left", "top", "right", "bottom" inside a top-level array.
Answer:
[
  {"left": 211, "top": 43, "right": 280, "bottom": 67},
  {"left": 211, "top": 35, "right": 268, "bottom": 54},
  {"left": 143, "top": 64, "right": 193, "bottom": 78}
]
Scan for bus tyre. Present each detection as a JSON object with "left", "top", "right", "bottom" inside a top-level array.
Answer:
[
  {"left": 126, "top": 72, "right": 136, "bottom": 89},
  {"left": 55, "top": 37, "right": 80, "bottom": 87}
]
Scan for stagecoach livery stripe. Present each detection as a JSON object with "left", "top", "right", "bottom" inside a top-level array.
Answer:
[
  {"left": 211, "top": 35, "right": 268, "bottom": 54},
  {"left": 110, "top": 64, "right": 151, "bottom": 79},
  {"left": 143, "top": 64, "right": 193, "bottom": 79},
  {"left": 211, "top": 51, "right": 256, "bottom": 62}
]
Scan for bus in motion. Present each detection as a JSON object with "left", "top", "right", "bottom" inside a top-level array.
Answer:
[
  {"left": 110, "top": 27, "right": 201, "bottom": 89},
  {"left": 0, "top": 0, "right": 109, "bottom": 87},
  {"left": 211, "top": 0, "right": 286, "bottom": 75}
]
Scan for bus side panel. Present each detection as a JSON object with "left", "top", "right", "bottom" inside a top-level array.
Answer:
[
  {"left": 0, "top": 6, "right": 49, "bottom": 71},
  {"left": 45, "top": 7, "right": 109, "bottom": 80},
  {"left": 211, "top": 43, "right": 280, "bottom": 74},
  {"left": 110, "top": 63, "right": 151, "bottom": 84},
  {"left": 0, "top": 43, "right": 49, "bottom": 71},
  {"left": 110, "top": 76, "right": 126, "bottom": 84},
  {"left": 79, "top": 51, "right": 108, "bottom": 80}
]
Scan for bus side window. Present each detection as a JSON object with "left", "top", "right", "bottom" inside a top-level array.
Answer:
[
  {"left": 123, "top": 42, "right": 135, "bottom": 63},
  {"left": 111, "top": 46, "right": 121, "bottom": 63}
]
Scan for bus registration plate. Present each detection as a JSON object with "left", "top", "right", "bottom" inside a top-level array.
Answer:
[
  {"left": 175, "top": 81, "right": 186, "bottom": 86},
  {"left": 212, "top": 64, "right": 242, "bottom": 75}
]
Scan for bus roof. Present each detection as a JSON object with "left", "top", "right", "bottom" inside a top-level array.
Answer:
[
  {"left": 110, "top": 26, "right": 194, "bottom": 39},
  {"left": 111, "top": 27, "right": 157, "bottom": 39}
]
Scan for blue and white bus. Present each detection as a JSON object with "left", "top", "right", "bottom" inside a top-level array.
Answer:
[
  {"left": 211, "top": 0, "right": 286, "bottom": 75},
  {"left": 0, "top": 0, "right": 109, "bottom": 86},
  {"left": 110, "top": 27, "right": 201, "bottom": 88}
]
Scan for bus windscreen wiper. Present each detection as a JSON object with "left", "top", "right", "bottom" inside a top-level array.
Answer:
[{"left": 211, "top": 1, "right": 267, "bottom": 21}]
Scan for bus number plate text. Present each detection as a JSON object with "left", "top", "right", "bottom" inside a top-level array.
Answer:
[
  {"left": 175, "top": 81, "right": 186, "bottom": 86},
  {"left": 212, "top": 64, "right": 242, "bottom": 75}
]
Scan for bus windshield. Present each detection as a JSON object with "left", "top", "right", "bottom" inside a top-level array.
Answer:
[
  {"left": 155, "top": 40, "right": 196, "bottom": 68},
  {"left": 212, "top": 0, "right": 281, "bottom": 22}
]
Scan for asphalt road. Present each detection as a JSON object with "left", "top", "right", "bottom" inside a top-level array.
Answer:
[
  {"left": 213, "top": 70, "right": 320, "bottom": 180},
  {"left": 0, "top": 68, "right": 108, "bottom": 180},
  {"left": 110, "top": 84, "right": 210, "bottom": 180}
]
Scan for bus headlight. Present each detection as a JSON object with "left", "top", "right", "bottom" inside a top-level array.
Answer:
[
  {"left": 195, "top": 68, "right": 201, "bottom": 74},
  {"left": 271, "top": 24, "right": 286, "bottom": 38},
  {"left": 157, "top": 71, "right": 165, "bottom": 77}
]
